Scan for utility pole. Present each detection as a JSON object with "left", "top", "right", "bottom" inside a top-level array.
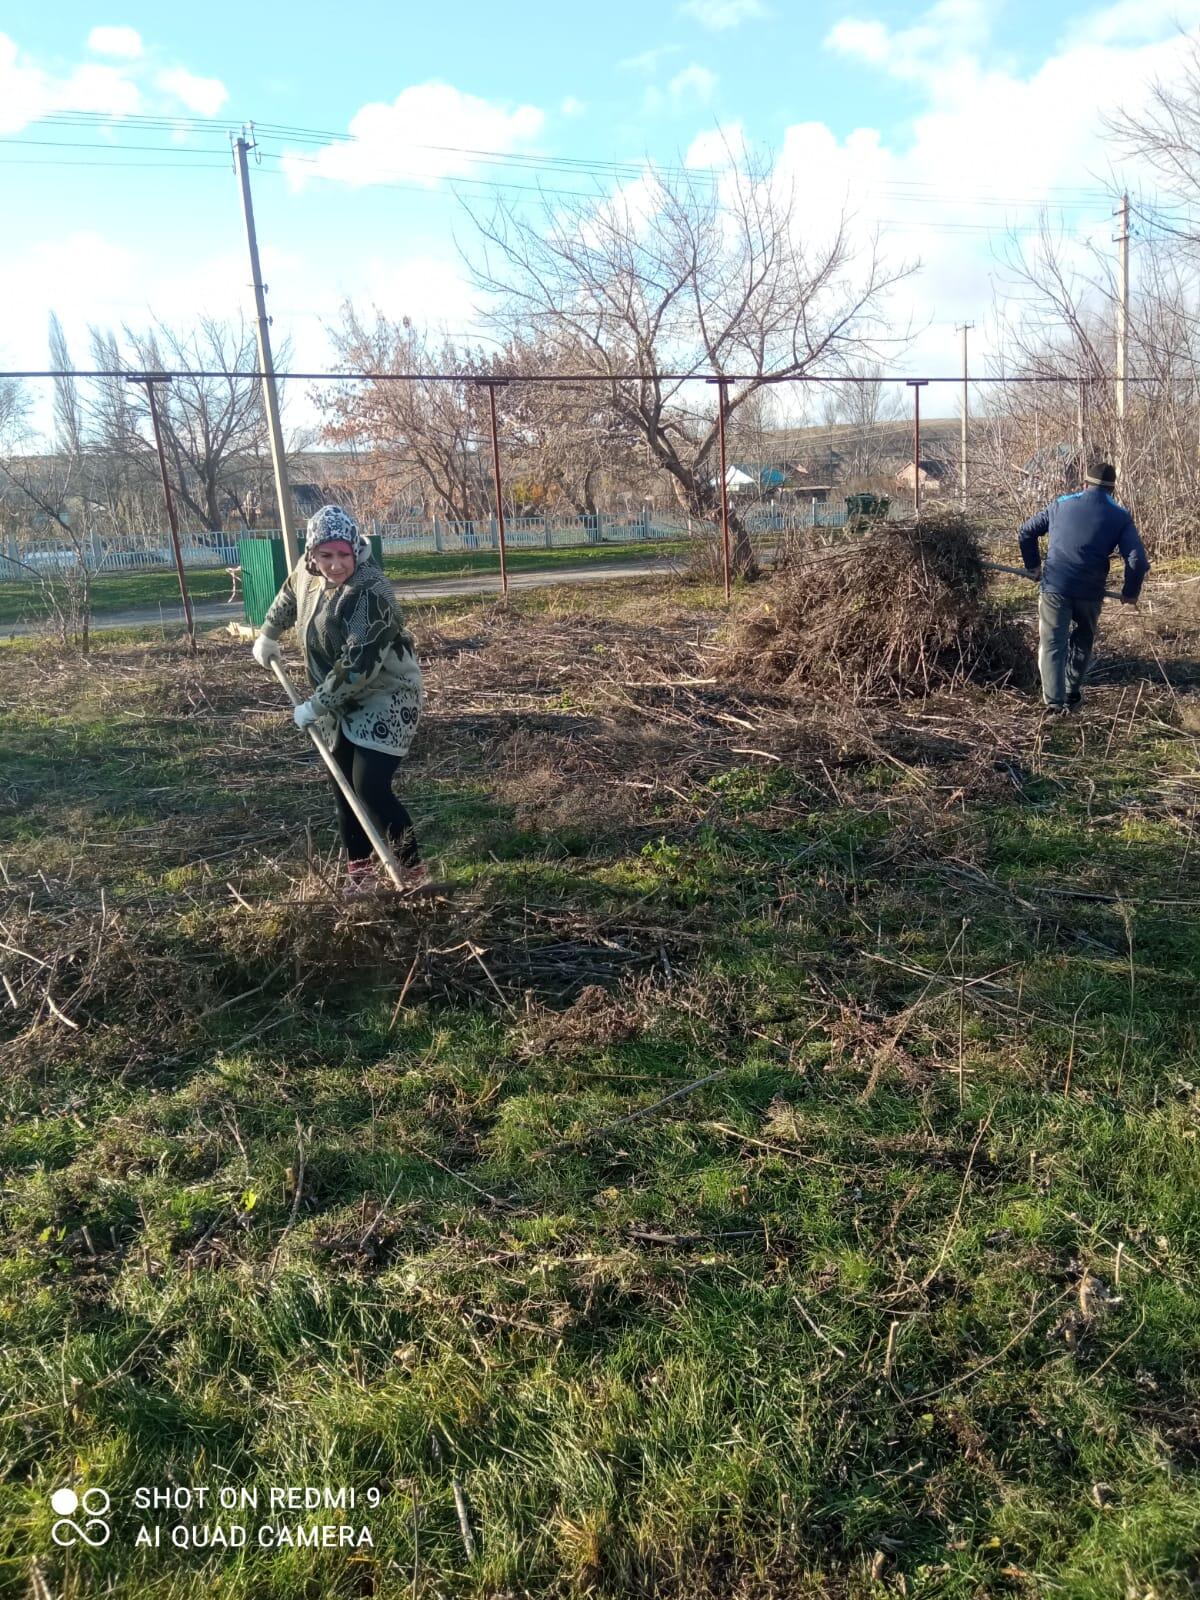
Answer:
[
  {"left": 234, "top": 131, "right": 299, "bottom": 567},
  {"left": 1115, "top": 193, "right": 1130, "bottom": 479},
  {"left": 957, "top": 324, "right": 973, "bottom": 504}
]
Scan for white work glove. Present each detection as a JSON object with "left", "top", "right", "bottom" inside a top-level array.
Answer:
[
  {"left": 293, "top": 699, "right": 319, "bottom": 730},
  {"left": 252, "top": 634, "right": 282, "bottom": 669}
]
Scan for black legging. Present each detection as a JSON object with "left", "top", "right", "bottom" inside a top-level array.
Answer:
[{"left": 329, "top": 731, "right": 420, "bottom": 867}]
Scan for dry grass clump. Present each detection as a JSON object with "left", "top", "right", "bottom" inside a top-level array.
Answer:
[
  {"left": 513, "top": 982, "right": 646, "bottom": 1060},
  {"left": 730, "top": 515, "right": 1035, "bottom": 699}
]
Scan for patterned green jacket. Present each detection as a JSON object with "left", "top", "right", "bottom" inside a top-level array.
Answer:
[{"left": 261, "top": 554, "right": 423, "bottom": 757}]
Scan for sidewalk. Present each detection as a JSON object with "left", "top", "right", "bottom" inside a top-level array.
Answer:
[{"left": 1, "top": 554, "right": 685, "bottom": 639}]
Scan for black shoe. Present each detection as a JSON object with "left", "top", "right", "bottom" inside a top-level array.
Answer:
[{"left": 1066, "top": 692, "right": 1083, "bottom": 709}]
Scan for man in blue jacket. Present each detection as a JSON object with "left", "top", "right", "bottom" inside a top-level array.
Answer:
[{"left": 1018, "top": 462, "right": 1150, "bottom": 712}]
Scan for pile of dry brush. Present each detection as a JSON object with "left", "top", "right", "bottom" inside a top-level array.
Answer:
[{"left": 731, "top": 514, "right": 1035, "bottom": 699}]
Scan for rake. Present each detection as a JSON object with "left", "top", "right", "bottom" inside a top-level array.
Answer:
[
  {"left": 983, "top": 561, "right": 1125, "bottom": 603},
  {"left": 268, "top": 658, "right": 408, "bottom": 891}
]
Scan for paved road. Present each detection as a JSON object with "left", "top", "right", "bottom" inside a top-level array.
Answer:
[{"left": 0, "top": 554, "right": 686, "bottom": 639}]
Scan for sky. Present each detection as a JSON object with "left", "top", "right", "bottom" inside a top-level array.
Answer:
[{"left": 2, "top": 0, "right": 1199, "bottom": 436}]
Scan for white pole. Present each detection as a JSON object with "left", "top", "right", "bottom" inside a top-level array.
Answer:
[
  {"left": 1115, "top": 193, "right": 1130, "bottom": 478},
  {"left": 235, "top": 134, "right": 300, "bottom": 568},
  {"left": 958, "top": 323, "right": 973, "bottom": 503}
]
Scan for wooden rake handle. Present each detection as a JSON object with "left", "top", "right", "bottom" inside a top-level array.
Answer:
[
  {"left": 269, "top": 658, "right": 408, "bottom": 891},
  {"left": 983, "top": 561, "right": 1124, "bottom": 603}
]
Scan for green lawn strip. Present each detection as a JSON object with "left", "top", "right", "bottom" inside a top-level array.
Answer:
[
  {"left": 382, "top": 539, "right": 690, "bottom": 584},
  {"left": 0, "top": 542, "right": 691, "bottom": 627},
  {"left": 0, "top": 570, "right": 234, "bottom": 625}
]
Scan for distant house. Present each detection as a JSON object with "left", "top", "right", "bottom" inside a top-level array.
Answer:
[
  {"left": 725, "top": 463, "right": 824, "bottom": 500},
  {"left": 895, "top": 458, "right": 949, "bottom": 495}
]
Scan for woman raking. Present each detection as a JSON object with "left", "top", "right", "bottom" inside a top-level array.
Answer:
[{"left": 251, "top": 506, "right": 427, "bottom": 893}]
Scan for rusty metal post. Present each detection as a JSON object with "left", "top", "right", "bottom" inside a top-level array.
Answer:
[
  {"left": 483, "top": 381, "right": 509, "bottom": 598},
  {"left": 907, "top": 379, "right": 929, "bottom": 518},
  {"left": 128, "top": 374, "right": 196, "bottom": 652},
  {"left": 715, "top": 376, "right": 732, "bottom": 603}
]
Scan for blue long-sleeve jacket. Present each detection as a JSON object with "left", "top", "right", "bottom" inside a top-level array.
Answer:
[{"left": 1018, "top": 487, "right": 1150, "bottom": 602}]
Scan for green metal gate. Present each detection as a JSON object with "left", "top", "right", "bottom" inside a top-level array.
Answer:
[
  {"left": 238, "top": 537, "right": 290, "bottom": 629},
  {"left": 239, "top": 533, "right": 385, "bottom": 629}
]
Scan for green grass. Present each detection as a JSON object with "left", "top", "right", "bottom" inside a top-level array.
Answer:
[
  {"left": 0, "top": 541, "right": 689, "bottom": 627},
  {"left": 1, "top": 583, "right": 1199, "bottom": 1598},
  {"left": 382, "top": 538, "right": 689, "bottom": 584},
  {"left": 0, "top": 569, "right": 234, "bottom": 625}
]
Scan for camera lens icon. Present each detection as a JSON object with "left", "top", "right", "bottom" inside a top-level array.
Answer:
[{"left": 51, "top": 1487, "right": 111, "bottom": 1547}]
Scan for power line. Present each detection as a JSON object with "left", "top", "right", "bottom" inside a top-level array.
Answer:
[
  {"left": 0, "top": 135, "right": 232, "bottom": 155},
  {"left": 0, "top": 156, "right": 231, "bottom": 170},
  {"left": 26, "top": 108, "right": 1132, "bottom": 208},
  {"left": 0, "top": 367, "right": 1164, "bottom": 384}
]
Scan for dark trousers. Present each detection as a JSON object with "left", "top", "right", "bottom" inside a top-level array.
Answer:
[
  {"left": 329, "top": 731, "right": 420, "bottom": 867},
  {"left": 1038, "top": 591, "right": 1104, "bottom": 708}
]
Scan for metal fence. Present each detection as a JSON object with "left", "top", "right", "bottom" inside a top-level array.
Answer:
[
  {"left": 0, "top": 496, "right": 918, "bottom": 581},
  {"left": 0, "top": 534, "right": 243, "bottom": 581},
  {"left": 375, "top": 511, "right": 682, "bottom": 556},
  {"left": 377, "top": 498, "right": 916, "bottom": 556}
]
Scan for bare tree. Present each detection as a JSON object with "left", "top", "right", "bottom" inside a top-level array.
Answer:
[
  {"left": 829, "top": 360, "right": 904, "bottom": 483},
  {"left": 87, "top": 317, "right": 276, "bottom": 531},
  {"left": 493, "top": 335, "right": 643, "bottom": 519},
  {"left": 464, "top": 151, "right": 912, "bottom": 572},
  {"left": 986, "top": 213, "right": 1200, "bottom": 556},
  {"left": 0, "top": 382, "right": 99, "bottom": 650},
  {"left": 49, "top": 314, "right": 84, "bottom": 459},
  {"left": 322, "top": 306, "right": 494, "bottom": 526},
  {"left": 1108, "top": 45, "right": 1200, "bottom": 242}
]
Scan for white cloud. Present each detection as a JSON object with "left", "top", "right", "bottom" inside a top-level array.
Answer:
[
  {"left": 669, "top": 63, "right": 718, "bottom": 105},
  {"left": 0, "top": 30, "right": 230, "bottom": 134},
  {"left": 561, "top": 95, "right": 586, "bottom": 116},
  {"left": 0, "top": 230, "right": 139, "bottom": 375},
  {"left": 281, "top": 82, "right": 544, "bottom": 189},
  {"left": 1067, "top": 0, "right": 1200, "bottom": 44},
  {"left": 804, "top": 0, "right": 1200, "bottom": 377},
  {"left": 824, "top": 0, "right": 990, "bottom": 84},
  {"left": 679, "top": 0, "right": 767, "bottom": 28},
  {"left": 621, "top": 45, "right": 682, "bottom": 72},
  {"left": 0, "top": 33, "right": 141, "bottom": 132},
  {"left": 155, "top": 67, "right": 228, "bottom": 115},
  {"left": 362, "top": 253, "right": 481, "bottom": 334},
  {"left": 86, "top": 25, "right": 143, "bottom": 59},
  {"left": 824, "top": 19, "right": 889, "bottom": 65}
]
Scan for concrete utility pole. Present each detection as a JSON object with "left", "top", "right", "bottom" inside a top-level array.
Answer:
[
  {"left": 1115, "top": 193, "right": 1130, "bottom": 478},
  {"left": 234, "top": 132, "right": 299, "bottom": 567},
  {"left": 958, "top": 324, "right": 973, "bottom": 503}
]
